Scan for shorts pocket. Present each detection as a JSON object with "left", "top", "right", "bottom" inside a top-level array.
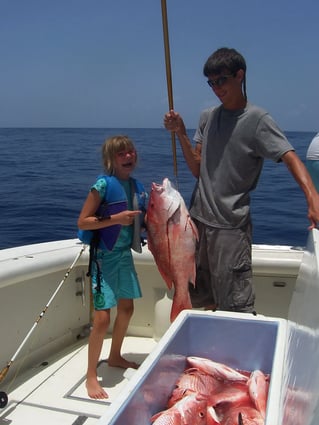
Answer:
[{"left": 231, "top": 262, "right": 255, "bottom": 312}]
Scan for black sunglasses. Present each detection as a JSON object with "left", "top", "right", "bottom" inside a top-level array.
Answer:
[{"left": 207, "top": 74, "right": 234, "bottom": 88}]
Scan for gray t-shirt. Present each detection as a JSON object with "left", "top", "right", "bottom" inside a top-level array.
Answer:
[
  {"left": 306, "top": 132, "right": 319, "bottom": 160},
  {"left": 190, "top": 103, "right": 294, "bottom": 229},
  {"left": 193, "top": 107, "right": 215, "bottom": 143}
]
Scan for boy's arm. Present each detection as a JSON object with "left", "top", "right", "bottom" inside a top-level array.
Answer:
[{"left": 282, "top": 150, "right": 319, "bottom": 229}]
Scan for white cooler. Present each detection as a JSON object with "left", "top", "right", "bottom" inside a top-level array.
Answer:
[{"left": 99, "top": 229, "right": 319, "bottom": 425}]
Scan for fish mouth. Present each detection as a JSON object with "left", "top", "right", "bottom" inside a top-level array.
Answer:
[
  {"left": 151, "top": 182, "right": 164, "bottom": 193},
  {"left": 151, "top": 178, "right": 170, "bottom": 192},
  {"left": 238, "top": 412, "right": 243, "bottom": 425}
]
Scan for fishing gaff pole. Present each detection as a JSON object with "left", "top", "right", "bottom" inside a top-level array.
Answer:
[
  {"left": 0, "top": 245, "right": 86, "bottom": 386},
  {"left": 161, "top": 0, "right": 178, "bottom": 180}
]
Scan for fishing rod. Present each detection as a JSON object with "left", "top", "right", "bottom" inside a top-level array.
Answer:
[
  {"left": 0, "top": 244, "right": 86, "bottom": 408},
  {"left": 161, "top": 0, "right": 178, "bottom": 181}
]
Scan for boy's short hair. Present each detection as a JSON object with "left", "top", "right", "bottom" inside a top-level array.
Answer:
[
  {"left": 203, "top": 47, "right": 246, "bottom": 77},
  {"left": 203, "top": 47, "right": 247, "bottom": 100}
]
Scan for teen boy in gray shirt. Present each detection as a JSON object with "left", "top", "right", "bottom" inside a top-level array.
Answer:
[{"left": 164, "top": 47, "right": 319, "bottom": 313}]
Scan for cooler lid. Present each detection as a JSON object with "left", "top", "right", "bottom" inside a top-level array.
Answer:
[{"left": 282, "top": 229, "right": 319, "bottom": 425}]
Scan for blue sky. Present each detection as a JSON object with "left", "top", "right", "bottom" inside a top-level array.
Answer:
[{"left": 1, "top": 0, "right": 318, "bottom": 131}]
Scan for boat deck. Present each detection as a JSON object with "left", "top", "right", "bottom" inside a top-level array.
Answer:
[{"left": 0, "top": 336, "right": 157, "bottom": 424}]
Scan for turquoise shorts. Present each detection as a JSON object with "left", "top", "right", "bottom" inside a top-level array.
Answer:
[{"left": 91, "top": 248, "right": 142, "bottom": 310}]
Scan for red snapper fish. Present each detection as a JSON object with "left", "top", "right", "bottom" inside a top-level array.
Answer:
[
  {"left": 167, "top": 368, "right": 221, "bottom": 407},
  {"left": 187, "top": 357, "right": 249, "bottom": 383},
  {"left": 209, "top": 381, "right": 251, "bottom": 407},
  {"left": 150, "top": 393, "right": 207, "bottom": 425},
  {"left": 146, "top": 178, "right": 198, "bottom": 322}
]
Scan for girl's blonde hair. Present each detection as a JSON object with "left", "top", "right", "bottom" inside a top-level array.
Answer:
[{"left": 102, "top": 135, "right": 137, "bottom": 174}]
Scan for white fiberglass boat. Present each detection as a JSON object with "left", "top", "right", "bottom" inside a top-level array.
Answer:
[{"left": 0, "top": 232, "right": 318, "bottom": 425}]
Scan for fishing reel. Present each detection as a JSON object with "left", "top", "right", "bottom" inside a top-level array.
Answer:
[
  {"left": 0, "top": 391, "right": 8, "bottom": 408},
  {"left": 0, "top": 365, "right": 9, "bottom": 408}
]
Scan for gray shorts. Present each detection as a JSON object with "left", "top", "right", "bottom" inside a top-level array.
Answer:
[{"left": 189, "top": 220, "right": 255, "bottom": 312}]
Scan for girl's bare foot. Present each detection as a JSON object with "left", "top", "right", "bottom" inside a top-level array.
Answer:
[
  {"left": 86, "top": 377, "right": 109, "bottom": 399},
  {"left": 108, "top": 356, "right": 139, "bottom": 369}
]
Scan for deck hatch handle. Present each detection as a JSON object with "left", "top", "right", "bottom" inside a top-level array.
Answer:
[{"left": 273, "top": 281, "right": 287, "bottom": 288}]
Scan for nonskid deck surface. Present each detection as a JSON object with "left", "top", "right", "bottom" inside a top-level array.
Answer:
[{"left": 0, "top": 336, "right": 157, "bottom": 425}]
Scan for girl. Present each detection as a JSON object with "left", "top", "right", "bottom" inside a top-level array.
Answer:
[{"left": 78, "top": 135, "right": 147, "bottom": 399}]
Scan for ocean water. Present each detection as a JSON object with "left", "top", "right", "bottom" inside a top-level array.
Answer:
[{"left": 0, "top": 128, "right": 316, "bottom": 250}]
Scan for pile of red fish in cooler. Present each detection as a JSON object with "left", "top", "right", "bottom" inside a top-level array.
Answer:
[{"left": 150, "top": 356, "right": 269, "bottom": 425}]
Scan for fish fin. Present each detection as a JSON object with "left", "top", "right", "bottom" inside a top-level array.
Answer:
[
  {"left": 147, "top": 239, "right": 173, "bottom": 290},
  {"left": 170, "top": 295, "right": 192, "bottom": 322},
  {"left": 156, "top": 266, "right": 173, "bottom": 290},
  {"left": 150, "top": 411, "right": 165, "bottom": 422},
  {"left": 189, "top": 280, "right": 196, "bottom": 289},
  {"left": 186, "top": 215, "right": 199, "bottom": 241},
  {"left": 167, "top": 199, "right": 181, "bottom": 220}
]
